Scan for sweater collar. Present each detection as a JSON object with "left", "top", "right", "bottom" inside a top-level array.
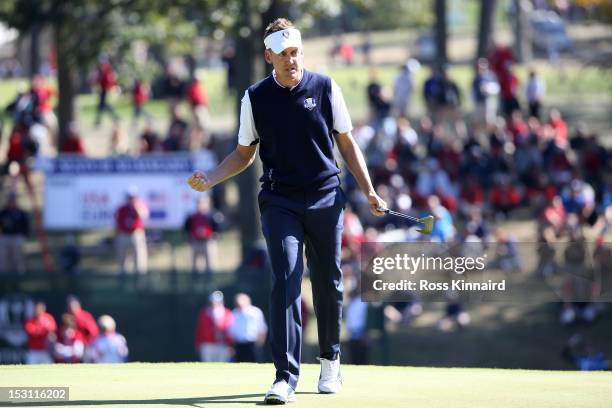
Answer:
[{"left": 272, "top": 69, "right": 306, "bottom": 91}]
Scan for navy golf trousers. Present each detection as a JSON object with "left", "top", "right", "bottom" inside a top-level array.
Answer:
[{"left": 258, "top": 186, "right": 345, "bottom": 390}]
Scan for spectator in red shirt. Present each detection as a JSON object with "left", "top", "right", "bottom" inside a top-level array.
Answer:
[
  {"left": 60, "top": 123, "right": 85, "bottom": 155},
  {"left": 131, "top": 79, "right": 150, "bottom": 122},
  {"left": 195, "top": 291, "right": 234, "bottom": 362},
  {"left": 508, "top": 110, "right": 529, "bottom": 145},
  {"left": 459, "top": 176, "right": 485, "bottom": 217},
  {"left": 339, "top": 42, "right": 355, "bottom": 65},
  {"left": 6, "top": 124, "right": 29, "bottom": 170},
  {"left": 66, "top": 295, "right": 99, "bottom": 345},
  {"left": 115, "top": 188, "right": 149, "bottom": 274},
  {"left": 187, "top": 75, "right": 209, "bottom": 120},
  {"left": 490, "top": 176, "right": 522, "bottom": 219},
  {"left": 540, "top": 195, "right": 567, "bottom": 236},
  {"left": 24, "top": 300, "right": 57, "bottom": 364},
  {"left": 549, "top": 109, "right": 568, "bottom": 148},
  {"left": 488, "top": 44, "right": 516, "bottom": 80},
  {"left": 499, "top": 71, "right": 520, "bottom": 117},
  {"left": 184, "top": 196, "right": 222, "bottom": 277},
  {"left": 436, "top": 140, "right": 461, "bottom": 180},
  {"left": 54, "top": 313, "right": 85, "bottom": 363},
  {"left": 94, "top": 59, "right": 119, "bottom": 126},
  {"left": 341, "top": 206, "right": 365, "bottom": 258},
  {"left": 186, "top": 73, "right": 210, "bottom": 149}
]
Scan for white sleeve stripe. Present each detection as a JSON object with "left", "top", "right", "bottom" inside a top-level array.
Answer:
[
  {"left": 330, "top": 78, "right": 353, "bottom": 134},
  {"left": 237, "top": 90, "right": 259, "bottom": 146}
]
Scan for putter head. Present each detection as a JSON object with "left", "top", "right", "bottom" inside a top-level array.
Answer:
[{"left": 417, "top": 216, "right": 435, "bottom": 234}]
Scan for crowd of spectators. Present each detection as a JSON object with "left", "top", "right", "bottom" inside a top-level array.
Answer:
[
  {"left": 23, "top": 295, "right": 128, "bottom": 364},
  {"left": 337, "top": 45, "right": 610, "bottom": 363}
]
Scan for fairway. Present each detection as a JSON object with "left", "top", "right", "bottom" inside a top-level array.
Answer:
[{"left": 1, "top": 363, "right": 610, "bottom": 407}]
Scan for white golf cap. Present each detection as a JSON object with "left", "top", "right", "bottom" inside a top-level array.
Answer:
[
  {"left": 264, "top": 28, "right": 302, "bottom": 54},
  {"left": 209, "top": 290, "right": 224, "bottom": 303}
]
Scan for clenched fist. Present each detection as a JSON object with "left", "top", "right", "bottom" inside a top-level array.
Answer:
[{"left": 187, "top": 170, "right": 210, "bottom": 192}]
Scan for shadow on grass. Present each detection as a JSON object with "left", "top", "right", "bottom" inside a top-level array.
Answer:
[{"left": 9, "top": 392, "right": 321, "bottom": 407}]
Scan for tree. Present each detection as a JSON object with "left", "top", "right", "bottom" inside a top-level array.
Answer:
[
  {"left": 0, "top": 0, "right": 46, "bottom": 77},
  {"left": 0, "top": 0, "right": 136, "bottom": 145},
  {"left": 476, "top": 0, "right": 497, "bottom": 60},
  {"left": 512, "top": 0, "right": 532, "bottom": 63},
  {"left": 336, "top": 0, "right": 433, "bottom": 32},
  {"left": 434, "top": 0, "right": 448, "bottom": 67},
  {"left": 233, "top": 0, "right": 262, "bottom": 260}
]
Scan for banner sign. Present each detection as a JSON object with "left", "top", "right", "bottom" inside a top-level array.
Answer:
[{"left": 44, "top": 153, "right": 216, "bottom": 230}]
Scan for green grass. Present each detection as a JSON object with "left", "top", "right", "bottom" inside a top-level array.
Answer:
[{"left": 1, "top": 363, "right": 610, "bottom": 407}]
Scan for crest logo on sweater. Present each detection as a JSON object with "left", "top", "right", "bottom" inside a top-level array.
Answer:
[{"left": 303, "top": 97, "right": 317, "bottom": 111}]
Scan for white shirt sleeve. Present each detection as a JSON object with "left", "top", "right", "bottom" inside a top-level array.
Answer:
[
  {"left": 330, "top": 78, "right": 353, "bottom": 134},
  {"left": 237, "top": 90, "right": 259, "bottom": 146}
]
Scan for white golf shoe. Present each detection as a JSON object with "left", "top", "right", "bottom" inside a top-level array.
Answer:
[
  {"left": 264, "top": 380, "right": 296, "bottom": 405},
  {"left": 317, "top": 357, "right": 342, "bottom": 394}
]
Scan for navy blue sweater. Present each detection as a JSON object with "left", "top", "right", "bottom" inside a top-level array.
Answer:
[{"left": 248, "top": 70, "right": 340, "bottom": 193}]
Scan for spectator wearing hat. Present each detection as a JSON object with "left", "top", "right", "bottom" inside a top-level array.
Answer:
[
  {"left": 0, "top": 194, "right": 30, "bottom": 274},
  {"left": 24, "top": 300, "right": 57, "bottom": 364},
  {"left": 195, "top": 291, "right": 234, "bottom": 362},
  {"left": 85, "top": 315, "right": 129, "bottom": 363},
  {"left": 115, "top": 188, "right": 149, "bottom": 274},
  {"left": 228, "top": 293, "right": 267, "bottom": 362}
]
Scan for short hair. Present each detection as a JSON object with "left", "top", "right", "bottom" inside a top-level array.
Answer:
[
  {"left": 98, "top": 314, "right": 116, "bottom": 332},
  {"left": 263, "top": 18, "right": 295, "bottom": 40}
]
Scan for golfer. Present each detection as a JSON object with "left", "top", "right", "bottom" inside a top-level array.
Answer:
[{"left": 188, "top": 18, "right": 386, "bottom": 404}]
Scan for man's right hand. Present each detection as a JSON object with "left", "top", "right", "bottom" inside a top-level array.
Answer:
[{"left": 187, "top": 171, "right": 210, "bottom": 192}]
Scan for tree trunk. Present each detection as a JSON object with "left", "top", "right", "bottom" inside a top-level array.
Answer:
[
  {"left": 54, "top": 21, "right": 77, "bottom": 147},
  {"left": 434, "top": 0, "right": 448, "bottom": 67},
  {"left": 234, "top": 0, "right": 262, "bottom": 260},
  {"left": 476, "top": 0, "right": 497, "bottom": 60},
  {"left": 513, "top": 0, "right": 532, "bottom": 63},
  {"left": 29, "top": 23, "right": 41, "bottom": 78}
]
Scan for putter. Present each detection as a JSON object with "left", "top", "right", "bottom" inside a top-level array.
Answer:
[{"left": 378, "top": 207, "right": 435, "bottom": 234}]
